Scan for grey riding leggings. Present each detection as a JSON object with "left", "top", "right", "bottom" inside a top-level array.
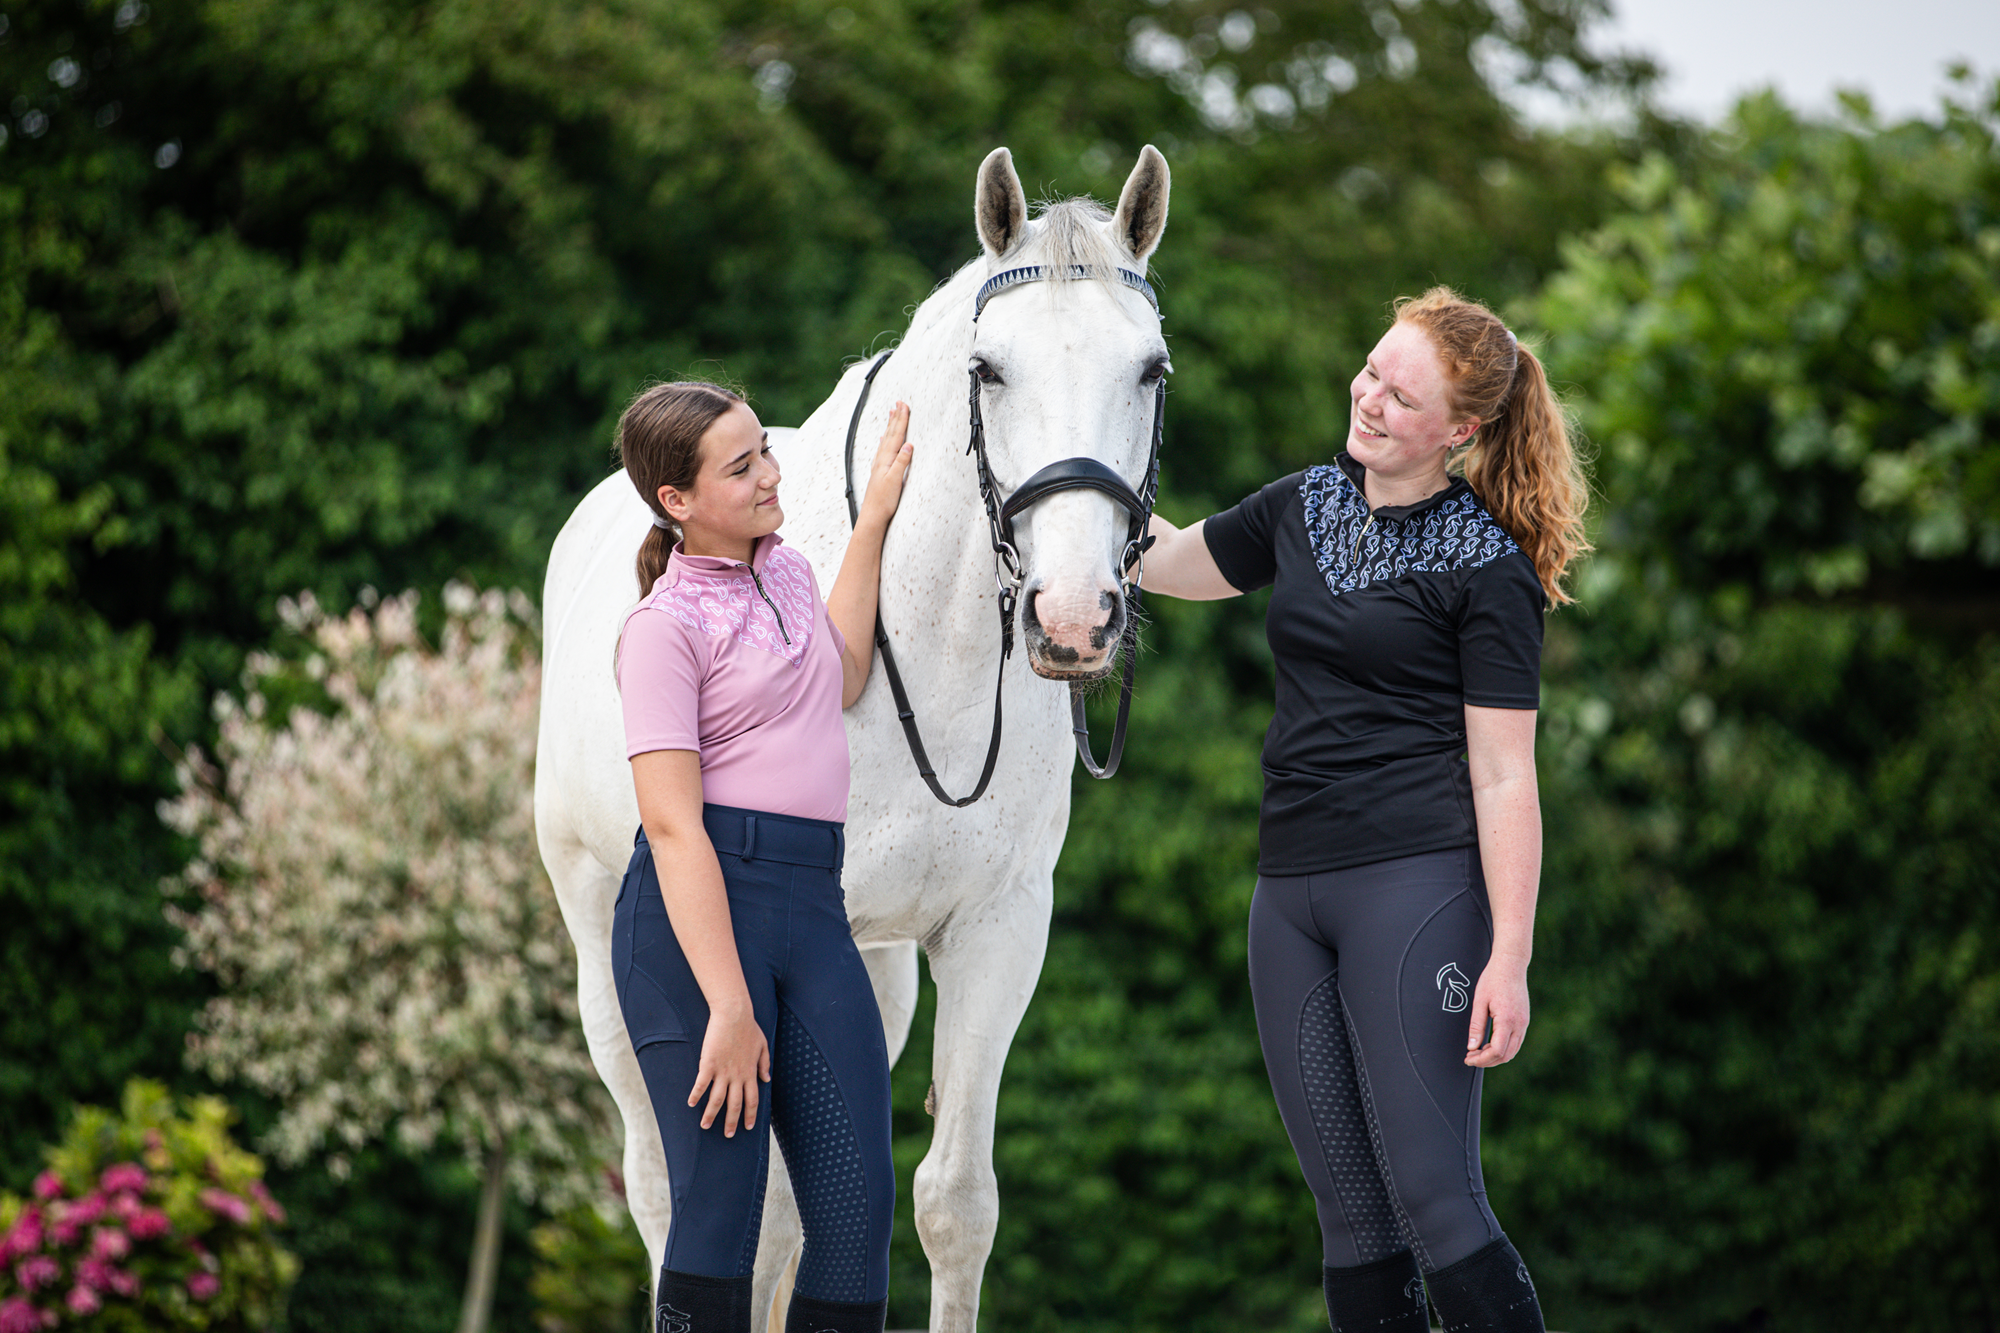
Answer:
[{"left": 1249, "top": 846, "right": 1506, "bottom": 1273}]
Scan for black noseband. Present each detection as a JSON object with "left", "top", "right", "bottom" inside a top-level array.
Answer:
[{"left": 999, "top": 457, "right": 1147, "bottom": 529}]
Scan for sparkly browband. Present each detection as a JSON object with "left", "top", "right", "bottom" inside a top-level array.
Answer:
[{"left": 974, "top": 265, "right": 1160, "bottom": 320}]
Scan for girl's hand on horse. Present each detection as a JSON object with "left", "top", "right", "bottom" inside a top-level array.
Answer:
[
  {"left": 1464, "top": 957, "right": 1530, "bottom": 1068},
  {"left": 858, "top": 401, "right": 916, "bottom": 529},
  {"left": 690, "top": 997, "right": 771, "bottom": 1136}
]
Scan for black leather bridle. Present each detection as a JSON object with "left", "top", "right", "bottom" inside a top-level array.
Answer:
[{"left": 843, "top": 263, "right": 1165, "bottom": 807}]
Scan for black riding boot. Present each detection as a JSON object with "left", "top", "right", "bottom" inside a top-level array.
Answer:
[
  {"left": 1424, "top": 1237, "right": 1546, "bottom": 1333},
  {"left": 783, "top": 1291, "right": 888, "bottom": 1333},
  {"left": 654, "top": 1268, "right": 753, "bottom": 1333},
  {"left": 1323, "top": 1250, "right": 1430, "bottom": 1332}
]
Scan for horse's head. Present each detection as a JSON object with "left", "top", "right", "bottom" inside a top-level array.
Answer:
[{"left": 969, "top": 145, "right": 1171, "bottom": 681}]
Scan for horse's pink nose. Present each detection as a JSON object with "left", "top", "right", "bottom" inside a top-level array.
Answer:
[{"left": 1023, "top": 583, "right": 1123, "bottom": 666}]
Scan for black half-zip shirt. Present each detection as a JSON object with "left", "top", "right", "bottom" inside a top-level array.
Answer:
[{"left": 1202, "top": 453, "right": 1544, "bottom": 875}]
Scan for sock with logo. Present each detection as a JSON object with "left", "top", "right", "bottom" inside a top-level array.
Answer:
[
  {"left": 1323, "top": 1250, "right": 1430, "bottom": 1332},
  {"left": 1423, "top": 1237, "right": 1546, "bottom": 1333},
  {"left": 654, "top": 1268, "right": 753, "bottom": 1333},
  {"left": 783, "top": 1291, "right": 888, "bottom": 1333}
]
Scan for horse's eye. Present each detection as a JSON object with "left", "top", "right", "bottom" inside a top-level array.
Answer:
[
  {"left": 1141, "top": 361, "right": 1170, "bottom": 385},
  {"left": 974, "top": 362, "right": 1003, "bottom": 386}
]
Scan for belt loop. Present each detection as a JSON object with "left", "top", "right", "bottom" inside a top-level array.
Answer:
[
  {"left": 834, "top": 826, "right": 845, "bottom": 873},
  {"left": 742, "top": 816, "right": 757, "bottom": 863}
]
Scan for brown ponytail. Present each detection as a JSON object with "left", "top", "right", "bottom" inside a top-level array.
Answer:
[
  {"left": 1394, "top": 287, "right": 1591, "bottom": 605},
  {"left": 617, "top": 381, "right": 744, "bottom": 595}
]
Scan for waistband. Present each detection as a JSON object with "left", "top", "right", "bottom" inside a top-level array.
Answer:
[{"left": 701, "top": 803, "right": 845, "bottom": 870}]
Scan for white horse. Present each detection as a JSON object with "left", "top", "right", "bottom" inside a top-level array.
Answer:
[{"left": 534, "top": 144, "right": 1171, "bottom": 1332}]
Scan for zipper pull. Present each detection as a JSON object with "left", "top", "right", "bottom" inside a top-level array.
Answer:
[
  {"left": 749, "top": 570, "right": 791, "bottom": 644},
  {"left": 1351, "top": 514, "right": 1376, "bottom": 562}
]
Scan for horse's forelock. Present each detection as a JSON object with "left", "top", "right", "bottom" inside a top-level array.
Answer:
[
  {"left": 1025, "top": 197, "right": 1128, "bottom": 277},
  {"left": 923, "top": 195, "right": 1141, "bottom": 329}
]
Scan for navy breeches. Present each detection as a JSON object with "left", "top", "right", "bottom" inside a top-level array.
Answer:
[
  {"left": 1249, "top": 846, "right": 1505, "bottom": 1273},
  {"left": 612, "top": 804, "right": 894, "bottom": 1304}
]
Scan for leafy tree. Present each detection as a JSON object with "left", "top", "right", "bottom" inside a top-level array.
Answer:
[
  {"left": 160, "top": 587, "right": 613, "bottom": 1333},
  {"left": 1539, "top": 84, "right": 2000, "bottom": 603},
  {"left": 1496, "top": 81, "right": 2000, "bottom": 1330}
]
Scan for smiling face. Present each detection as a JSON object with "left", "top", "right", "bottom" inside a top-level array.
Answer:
[
  {"left": 659, "top": 402, "right": 783, "bottom": 559},
  {"left": 1347, "top": 320, "right": 1480, "bottom": 483}
]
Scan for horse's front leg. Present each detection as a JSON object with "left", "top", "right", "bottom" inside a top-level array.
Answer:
[{"left": 917, "top": 883, "right": 1053, "bottom": 1333}]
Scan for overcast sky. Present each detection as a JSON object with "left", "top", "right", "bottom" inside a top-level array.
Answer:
[{"left": 1587, "top": 0, "right": 2000, "bottom": 122}]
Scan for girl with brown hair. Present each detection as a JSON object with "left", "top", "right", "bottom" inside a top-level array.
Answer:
[
  {"left": 1140, "top": 288, "right": 1587, "bottom": 1333},
  {"left": 610, "top": 380, "right": 914, "bottom": 1333}
]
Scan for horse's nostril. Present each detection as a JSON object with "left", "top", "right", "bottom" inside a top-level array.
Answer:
[{"left": 1088, "top": 593, "right": 1126, "bottom": 651}]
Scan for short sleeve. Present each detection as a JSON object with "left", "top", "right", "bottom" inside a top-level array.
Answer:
[
  {"left": 1458, "top": 553, "right": 1545, "bottom": 709},
  {"left": 1201, "top": 471, "right": 1303, "bottom": 594},
  {"left": 617, "top": 608, "right": 705, "bottom": 757}
]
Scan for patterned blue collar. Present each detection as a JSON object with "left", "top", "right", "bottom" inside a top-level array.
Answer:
[{"left": 1301, "top": 456, "right": 1521, "bottom": 598}]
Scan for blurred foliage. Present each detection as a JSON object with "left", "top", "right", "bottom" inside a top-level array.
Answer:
[
  {"left": 526, "top": 1195, "right": 649, "bottom": 1333},
  {"left": 0, "top": 1079, "right": 298, "bottom": 1331},
  {"left": 259, "top": 1142, "right": 542, "bottom": 1333},
  {"left": 162, "top": 584, "right": 613, "bottom": 1205},
  {"left": 4, "top": 0, "right": 1996, "bottom": 1329},
  {"left": 1539, "top": 86, "right": 2000, "bottom": 603},
  {"left": 1483, "top": 82, "right": 2000, "bottom": 1329}
]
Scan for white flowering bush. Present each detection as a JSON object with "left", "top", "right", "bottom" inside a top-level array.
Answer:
[{"left": 159, "top": 582, "right": 615, "bottom": 1220}]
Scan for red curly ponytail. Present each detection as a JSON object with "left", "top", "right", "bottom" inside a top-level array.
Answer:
[{"left": 1394, "top": 287, "right": 1591, "bottom": 605}]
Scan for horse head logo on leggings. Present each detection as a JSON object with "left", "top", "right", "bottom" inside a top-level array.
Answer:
[
  {"left": 656, "top": 1303, "right": 690, "bottom": 1333},
  {"left": 1435, "top": 962, "right": 1471, "bottom": 1014}
]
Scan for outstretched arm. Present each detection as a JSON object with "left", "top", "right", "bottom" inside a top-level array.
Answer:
[
  {"left": 827, "top": 401, "right": 916, "bottom": 707},
  {"left": 1462, "top": 703, "right": 1541, "bottom": 1068},
  {"left": 1129, "top": 513, "right": 1241, "bottom": 600}
]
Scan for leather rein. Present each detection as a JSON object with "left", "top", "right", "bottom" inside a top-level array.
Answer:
[{"left": 843, "top": 263, "right": 1165, "bottom": 807}]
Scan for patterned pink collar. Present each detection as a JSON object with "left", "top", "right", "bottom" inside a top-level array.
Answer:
[{"left": 667, "top": 532, "right": 783, "bottom": 582}]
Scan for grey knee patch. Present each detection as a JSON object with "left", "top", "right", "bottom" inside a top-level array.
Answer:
[
  {"left": 1337, "top": 992, "right": 1430, "bottom": 1269},
  {"left": 1297, "top": 972, "right": 1404, "bottom": 1264}
]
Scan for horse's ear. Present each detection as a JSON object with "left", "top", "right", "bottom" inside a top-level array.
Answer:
[
  {"left": 1113, "top": 145, "right": 1170, "bottom": 265},
  {"left": 976, "top": 147, "right": 1028, "bottom": 259}
]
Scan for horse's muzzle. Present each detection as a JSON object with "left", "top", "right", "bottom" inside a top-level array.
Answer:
[{"left": 1021, "top": 585, "right": 1125, "bottom": 680}]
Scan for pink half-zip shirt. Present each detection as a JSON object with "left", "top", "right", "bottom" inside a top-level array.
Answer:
[{"left": 617, "top": 533, "right": 851, "bottom": 823}]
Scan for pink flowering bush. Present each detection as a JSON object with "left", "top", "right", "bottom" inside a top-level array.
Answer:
[
  {"left": 0, "top": 1081, "right": 297, "bottom": 1331},
  {"left": 160, "top": 586, "right": 614, "bottom": 1205}
]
